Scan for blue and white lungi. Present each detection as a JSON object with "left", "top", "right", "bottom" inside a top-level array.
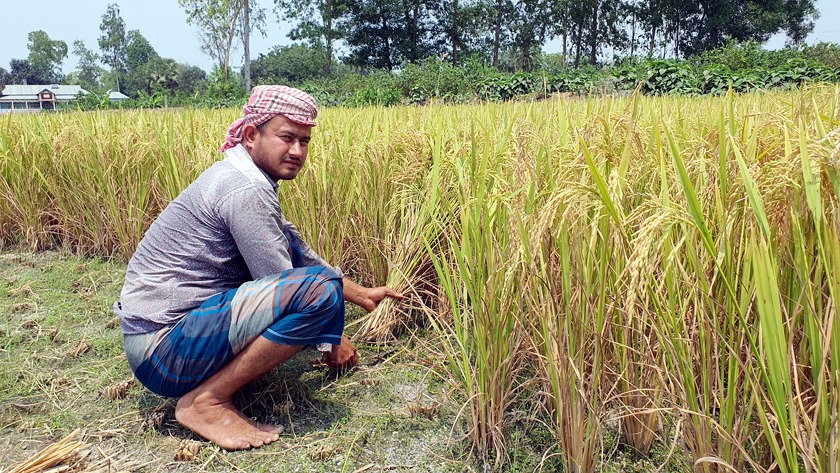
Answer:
[{"left": 122, "top": 266, "right": 344, "bottom": 398}]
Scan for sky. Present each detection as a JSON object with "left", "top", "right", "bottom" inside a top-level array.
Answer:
[
  {"left": 0, "top": 0, "right": 293, "bottom": 74},
  {"left": 0, "top": 0, "right": 838, "bottom": 75}
]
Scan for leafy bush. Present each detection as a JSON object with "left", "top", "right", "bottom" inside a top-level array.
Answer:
[
  {"left": 250, "top": 44, "right": 331, "bottom": 85},
  {"left": 640, "top": 60, "right": 700, "bottom": 95},
  {"left": 552, "top": 67, "right": 603, "bottom": 94},
  {"left": 198, "top": 66, "right": 248, "bottom": 108},
  {"left": 397, "top": 57, "right": 468, "bottom": 103},
  {"left": 299, "top": 69, "right": 401, "bottom": 107},
  {"left": 694, "top": 40, "right": 798, "bottom": 71},
  {"left": 349, "top": 84, "right": 402, "bottom": 107},
  {"left": 611, "top": 61, "right": 644, "bottom": 91},
  {"left": 480, "top": 72, "right": 537, "bottom": 101},
  {"left": 538, "top": 52, "right": 571, "bottom": 75},
  {"left": 800, "top": 42, "right": 840, "bottom": 68},
  {"left": 65, "top": 90, "right": 118, "bottom": 111},
  {"left": 394, "top": 55, "right": 494, "bottom": 104}
]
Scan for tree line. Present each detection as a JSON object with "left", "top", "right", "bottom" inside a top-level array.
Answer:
[
  {"left": 272, "top": 0, "right": 820, "bottom": 72},
  {"left": 0, "top": 0, "right": 824, "bottom": 102}
]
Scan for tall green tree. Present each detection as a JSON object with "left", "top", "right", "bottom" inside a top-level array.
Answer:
[
  {"left": 505, "top": 0, "right": 564, "bottom": 70},
  {"left": 123, "top": 30, "right": 161, "bottom": 96},
  {"left": 339, "top": 0, "right": 403, "bottom": 70},
  {"left": 176, "top": 64, "right": 208, "bottom": 94},
  {"left": 784, "top": 0, "right": 819, "bottom": 45},
  {"left": 274, "top": 0, "right": 348, "bottom": 73},
  {"left": 125, "top": 30, "right": 158, "bottom": 74},
  {"left": 631, "top": 0, "right": 818, "bottom": 58},
  {"left": 438, "top": 0, "right": 463, "bottom": 64},
  {"left": 9, "top": 59, "right": 50, "bottom": 85},
  {"left": 677, "top": 0, "right": 781, "bottom": 56},
  {"left": 180, "top": 0, "right": 242, "bottom": 81},
  {"left": 98, "top": 3, "right": 128, "bottom": 91},
  {"left": 433, "top": 0, "right": 491, "bottom": 65},
  {"left": 27, "top": 30, "right": 68, "bottom": 83},
  {"left": 636, "top": 0, "right": 666, "bottom": 57},
  {"left": 71, "top": 40, "right": 104, "bottom": 91},
  {"left": 340, "top": 0, "right": 443, "bottom": 70},
  {"left": 400, "top": 0, "right": 441, "bottom": 63},
  {"left": 180, "top": 0, "right": 265, "bottom": 83},
  {"left": 145, "top": 57, "right": 180, "bottom": 94},
  {"left": 0, "top": 67, "right": 11, "bottom": 88},
  {"left": 10, "top": 59, "right": 32, "bottom": 85},
  {"left": 585, "top": 0, "right": 628, "bottom": 65},
  {"left": 490, "top": 0, "right": 506, "bottom": 66}
]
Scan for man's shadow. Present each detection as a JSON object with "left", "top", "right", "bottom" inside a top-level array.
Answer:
[{"left": 135, "top": 349, "right": 351, "bottom": 442}]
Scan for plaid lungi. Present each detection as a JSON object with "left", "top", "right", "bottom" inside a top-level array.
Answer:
[{"left": 123, "top": 266, "right": 344, "bottom": 398}]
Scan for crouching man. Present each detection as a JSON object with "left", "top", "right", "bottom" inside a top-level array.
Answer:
[{"left": 114, "top": 85, "right": 401, "bottom": 450}]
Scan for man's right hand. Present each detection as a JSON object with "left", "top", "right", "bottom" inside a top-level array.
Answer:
[{"left": 323, "top": 335, "right": 359, "bottom": 369}]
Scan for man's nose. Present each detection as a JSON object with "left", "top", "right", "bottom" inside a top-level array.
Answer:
[{"left": 289, "top": 140, "right": 303, "bottom": 157}]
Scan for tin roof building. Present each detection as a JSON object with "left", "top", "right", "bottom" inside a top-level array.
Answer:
[{"left": 0, "top": 84, "right": 88, "bottom": 113}]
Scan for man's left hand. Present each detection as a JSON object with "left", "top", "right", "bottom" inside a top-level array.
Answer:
[
  {"left": 343, "top": 278, "right": 403, "bottom": 312},
  {"left": 356, "top": 286, "right": 403, "bottom": 312}
]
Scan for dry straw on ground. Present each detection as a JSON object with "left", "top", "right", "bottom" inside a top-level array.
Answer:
[{"left": 5, "top": 430, "right": 145, "bottom": 473}]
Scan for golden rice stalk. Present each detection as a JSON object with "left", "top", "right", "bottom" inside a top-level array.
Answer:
[{"left": 8, "top": 430, "right": 85, "bottom": 473}]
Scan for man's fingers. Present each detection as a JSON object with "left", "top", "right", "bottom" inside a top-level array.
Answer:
[
  {"left": 385, "top": 289, "right": 404, "bottom": 299},
  {"left": 372, "top": 286, "right": 403, "bottom": 300}
]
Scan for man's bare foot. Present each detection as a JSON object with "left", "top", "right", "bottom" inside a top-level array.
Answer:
[{"left": 176, "top": 390, "right": 280, "bottom": 450}]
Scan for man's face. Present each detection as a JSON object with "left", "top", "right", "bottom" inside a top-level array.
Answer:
[{"left": 243, "top": 114, "right": 312, "bottom": 181}]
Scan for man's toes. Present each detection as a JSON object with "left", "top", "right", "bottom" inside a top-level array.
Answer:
[
  {"left": 225, "top": 439, "right": 252, "bottom": 450},
  {"left": 259, "top": 423, "right": 284, "bottom": 434},
  {"left": 249, "top": 433, "right": 277, "bottom": 448},
  {"left": 259, "top": 432, "right": 279, "bottom": 445}
]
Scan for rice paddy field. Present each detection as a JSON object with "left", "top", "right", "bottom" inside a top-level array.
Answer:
[{"left": 1, "top": 86, "right": 839, "bottom": 472}]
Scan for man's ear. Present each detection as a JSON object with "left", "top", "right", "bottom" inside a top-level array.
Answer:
[{"left": 242, "top": 124, "right": 259, "bottom": 148}]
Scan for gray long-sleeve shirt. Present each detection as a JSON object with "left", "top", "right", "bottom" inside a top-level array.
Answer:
[{"left": 116, "top": 144, "right": 340, "bottom": 334}]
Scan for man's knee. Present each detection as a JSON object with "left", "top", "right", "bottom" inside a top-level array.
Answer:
[
  {"left": 317, "top": 265, "right": 341, "bottom": 282},
  {"left": 295, "top": 266, "right": 343, "bottom": 316}
]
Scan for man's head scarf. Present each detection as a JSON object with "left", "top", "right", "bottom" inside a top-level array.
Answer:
[{"left": 220, "top": 85, "right": 318, "bottom": 153}]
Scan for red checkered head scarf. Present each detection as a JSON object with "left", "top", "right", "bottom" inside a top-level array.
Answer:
[{"left": 220, "top": 85, "right": 318, "bottom": 153}]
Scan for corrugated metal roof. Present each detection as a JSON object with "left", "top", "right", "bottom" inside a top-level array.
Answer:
[
  {"left": 1, "top": 84, "right": 88, "bottom": 99},
  {"left": 108, "top": 90, "right": 130, "bottom": 100}
]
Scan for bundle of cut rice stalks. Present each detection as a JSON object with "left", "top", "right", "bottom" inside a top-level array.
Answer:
[
  {"left": 350, "top": 145, "right": 453, "bottom": 342},
  {"left": 350, "top": 198, "right": 446, "bottom": 342},
  {"left": 8, "top": 430, "right": 85, "bottom": 473}
]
